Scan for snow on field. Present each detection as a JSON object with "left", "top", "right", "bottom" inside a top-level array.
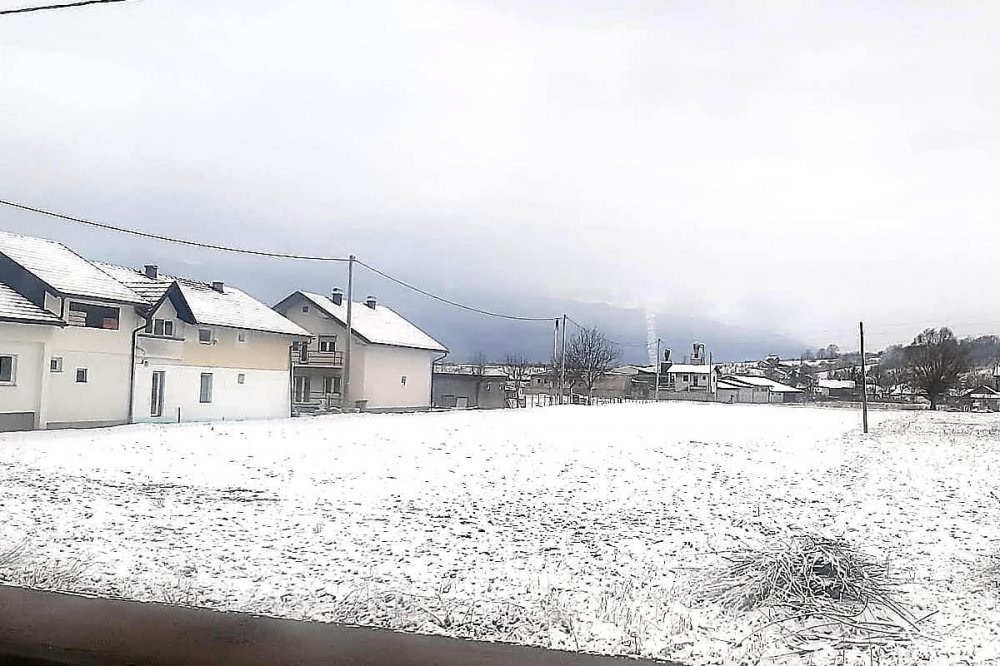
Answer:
[{"left": 1, "top": 403, "right": 1000, "bottom": 664}]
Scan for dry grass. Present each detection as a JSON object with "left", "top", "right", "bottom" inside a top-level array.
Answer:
[
  {"left": 693, "top": 530, "right": 933, "bottom": 652},
  {"left": 0, "top": 540, "right": 89, "bottom": 591}
]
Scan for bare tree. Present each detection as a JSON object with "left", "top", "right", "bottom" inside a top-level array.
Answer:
[
  {"left": 469, "top": 352, "right": 488, "bottom": 407},
  {"left": 903, "top": 328, "right": 970, "bottom": 410},
  {"left": 565, "top": 326, "right": 619, "bottom": 400},
  {"left": 502, "top": 352, "right": 529, "bottom": 406}
]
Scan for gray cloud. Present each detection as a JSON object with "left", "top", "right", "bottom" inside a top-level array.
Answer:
[{"left": 3, "top": 0, "right": 1000, "bottom": 353}]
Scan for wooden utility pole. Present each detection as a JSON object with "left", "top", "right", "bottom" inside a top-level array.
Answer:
[
  {"left": 343, "top": 255, "right": 355, "bottom": 410},
  {"left": 558, "top": 314, "right": 567, "bottom": 405},
  {"left": 860, "top": 321, "right": 868, "bottom": 434},
  {"left": 654, "top": 338, "right": 661, "bottom": 402},
  {"left": 551, "top": 318, "right": 559, "bottom": 405}
]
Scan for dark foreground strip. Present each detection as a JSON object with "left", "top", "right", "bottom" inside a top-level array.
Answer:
[{"left": 0, "top": 586, "right": 678, "bottom": 666}]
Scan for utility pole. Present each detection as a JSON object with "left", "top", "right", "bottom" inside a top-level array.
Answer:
[
  {"left": 344, "top": 255, "right": 355, "bottom": 411},
  {"left": 860, "top": 321, "right": 868, "bottom": 434},
  {"left": 654, "top": 338, "right": 661, "bottom": 402},
  {"left": 551, "top": 318, "right": 559, "bottom": 406},
  {"left": 709, "top": 351, "right": 715, "bottom": 398},
  {"left": 559, "top": 314, "right": 567, "bottom": 405}
]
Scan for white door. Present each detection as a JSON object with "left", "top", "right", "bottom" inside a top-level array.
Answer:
[{"left": 456, "top": 396, "right": 469, "bottom": 409}]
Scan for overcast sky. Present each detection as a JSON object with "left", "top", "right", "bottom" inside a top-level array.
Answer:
[{"left": 2, "top": 0, "right": 999, "bottom": 351}]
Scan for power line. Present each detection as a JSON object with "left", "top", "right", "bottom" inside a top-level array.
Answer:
[
  {"left": 0, "top": 0, "right": 128, "bottom": 15},
  {"left": 357, "top": 259, "right": 557, "bottom": 323},
  {"left": 0, "top": 199, "right": 351, "bottom": 262}
]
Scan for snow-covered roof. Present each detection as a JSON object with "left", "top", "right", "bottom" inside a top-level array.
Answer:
[
  {"left": 93, "top": 262, "right": 172, "bottom": 304},
  {"left": 818, "top": 379, "right": 856, "bottom": 389},
  {"left": 727, "top": 375, "right": 803, "bottom": 393},
  {"left": 716, "top": 379, "right": 747, "bottom": 390},
  {"left": 0, "top": 231, "right": 145, "bottom": 304},
  {"left": 433, "top": 364, "right": 508, "bottom": 378},
  {"left": 292, "top": 291, "right": 447, "bottom": 353},
  {"left": 0, "top": 281, "right": 63, "bottom": 326},
  {"left": 176, "top": 281, "right": 309, "bottom": 337},
  {"left": 663, "top": 364, "right": 712, "bottom": 374},
  {"left": 94, "top": 263, "right": 308, "bottom": 337},
  {"left": 961, "top": 386, "right": 1000, "bottom": 399}
]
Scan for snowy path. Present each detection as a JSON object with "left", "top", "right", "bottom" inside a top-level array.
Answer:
[{"left": 1, "top": 403, "right": 998, "bottom": 664}]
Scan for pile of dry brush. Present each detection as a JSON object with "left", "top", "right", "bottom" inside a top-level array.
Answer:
[{"left": 694, "top": 531, "right": 934, "bottom": 651}]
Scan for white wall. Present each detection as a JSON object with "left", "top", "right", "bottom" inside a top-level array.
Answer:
[
  {"left": 360, "top": 344, "right": 435, "bottom": 410},
  {"left": 0, "top": 324, "right": 52, "bottom": 429},
  {"left": 132, "top": 364, "right": 290, "bottom": 423},
  {"left": 45, "top": 301, "right": 142, "bottom": 428}
]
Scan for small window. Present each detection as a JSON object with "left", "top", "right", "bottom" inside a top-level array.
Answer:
[
  {"left": 302, "top": 306, "right": 309, "bottom": 312},
  {"left": 50, "top": 357, "right": 63, "bottom": 373},
  {"left": 0, "top": 355, "right": 16, "bottom": 385},
  {"left": 198, "top": 328, "right": 213, "bottom": 344},
  {"left": 153, "top": 319, "right": 165, "bottom": 336},
  {"left": 164, "top": 320, "right": 174, "bottom": 337},
  {"left": 683, "top": 374, "right": 689, "bottom": 382},
  {"left": 237, "top": 331, "right": 246, "bottom": 343},
  {"left": 75, "top": 368, "right": 88, "bottom": 383},
  {"left": 401, "top": 375, "right": 407, "bottom": 386},
  {"left": 485, "top": 382, "right": 492, "bottom": 391},
  {"left": 323, "top": 376, "right": 342, "bottom": 393},
  {"left": 318, "top": 336, "right": 337, "bottom": 352},
  {"left": 199, "top": 373, "right": 213, "bottom": 403},
  {"left": 237, "top": 373, "right": 246, "bottom": 385}
]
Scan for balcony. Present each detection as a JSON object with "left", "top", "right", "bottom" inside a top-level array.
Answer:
[{"left": 291, "top": 349, "right": 344, "bottom": 367}]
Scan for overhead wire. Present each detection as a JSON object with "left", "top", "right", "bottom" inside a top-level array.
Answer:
[{"left": 0, "top": 0, "right": 128, "bottom": 15}]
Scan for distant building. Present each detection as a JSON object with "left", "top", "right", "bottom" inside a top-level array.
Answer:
[
  {"left": 958, "top": 385, "right": 1000, "bottom": 412},
  {"left": 432, "top": 365, "right": 513, "bottom": 409},
  {"left": 816, "top": 379, "right": 856, "bottom": 399},
  {"left": 725, "top": 375, "right": 805, "bottom": 403}
]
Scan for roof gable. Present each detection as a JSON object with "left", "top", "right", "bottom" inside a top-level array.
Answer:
[
  {"left": 0, "top": 281, "right": 63, "bottom": 326},
  {"left": 0, "top": 231, "right": 144, "bottom": 304}
]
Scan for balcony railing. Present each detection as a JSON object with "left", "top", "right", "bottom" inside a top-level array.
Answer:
[{"left": 292, "top": 349, "right": 344, "bottom": 367}]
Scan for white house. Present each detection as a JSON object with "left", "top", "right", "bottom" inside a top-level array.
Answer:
[
  {"left": 273, "top": 290, "right": 448, "bottom": 413},
  {"left": 725, "top": 374, "right": 804, "bottom": 403},
  {"left": 1, "top": 231, "right": 148, "bottom": 430},
  {"left": 96, "top": 263, "right": 310, "bottom": 424}
]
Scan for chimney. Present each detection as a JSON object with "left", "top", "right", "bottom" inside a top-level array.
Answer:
[
  {"left": 144, "top": 264, "right": 158, "bottom": 279},
  {"left": 211, "top": 281, "right": 225, "bottom": 293},
  {"left": 365, "top": 295, "right": 377, "bottom": 309},
  {"left": 330, "top": 288, "right": 344, "bottom": 306}
]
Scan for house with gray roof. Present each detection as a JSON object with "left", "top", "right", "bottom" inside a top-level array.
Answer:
[{"left": 273, "top": 289, "right": 448, "bottom": 413}]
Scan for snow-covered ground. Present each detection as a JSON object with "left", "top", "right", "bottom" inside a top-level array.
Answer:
[{"left": 1, "top": 403, "right": 999, "bottom": 664}]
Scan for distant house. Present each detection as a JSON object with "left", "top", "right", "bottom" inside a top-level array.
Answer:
[
  {"left": 1, "top": 231, "right": 148, "bottom": 430},
  {"left": 715, "top": 377, "right": 770, "bottom": 404},
  {"left": 958, "top": 385, "right": 1000, "bottom": 412},
  {"left": 816, "top": 379, "right": 856, "bottom": 399},
  {"left": 97, "top": 263, "right": 309, "bottom": 423},
  {"left": 273, "top": 290, "right": 447, "bottom": 413},
  {"left": 726, "top": 375, "right": 805, "bottom": 403},
  {"left": 432, "top": 365, "right": 512, "bottom": 409}
]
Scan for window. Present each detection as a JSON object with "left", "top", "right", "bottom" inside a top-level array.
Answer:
[
  {"left": 486, "top": 382, "right": 492, "bottom": 391},
  {"left": 323, "top": 376, "right": 341, "bottom": 394},
  {"left": 150, "top": 371, "right": 165, "bottom": 417},
  {"left": 0, "top": 355, "right": 15, "bottom": 385},
  {"left": 237, "top": 331, "right": 246, "bottom": 343},
  {"left": 237, "top": 373, "right": 246, "bottom": 385},
  {"left": 76, "top": 368, "right": 88, "bottom": 383},
  {"left": 145, "top": 319, "right": 176, "bottom": 337},
  {"left": 198, "top": 328, "right": 213, "bottom": 344},
  {"left": 401, "top": 375, "right": 407, "bottom": 386},
  {"left": 67, "top": 302, "right": 120, "bottom": 330},
  {"left": 683, "top": 374, "right": 689, "bottom": 382},
  {"left": 50, "top": 357, "right": 63, "bottom": 373},
  {"left": 199, "top": 373, "right": 213, "bottom": 403},
  {"left": 302, "top": 306, "right": 309, "bottom": 312},
  {"left": 318, "top": 336, "right": 337, "bottom": 352}
]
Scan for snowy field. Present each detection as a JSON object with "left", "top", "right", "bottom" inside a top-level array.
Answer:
[{"left": 1, "top": 403, "right": 999, "bottom": 665}]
